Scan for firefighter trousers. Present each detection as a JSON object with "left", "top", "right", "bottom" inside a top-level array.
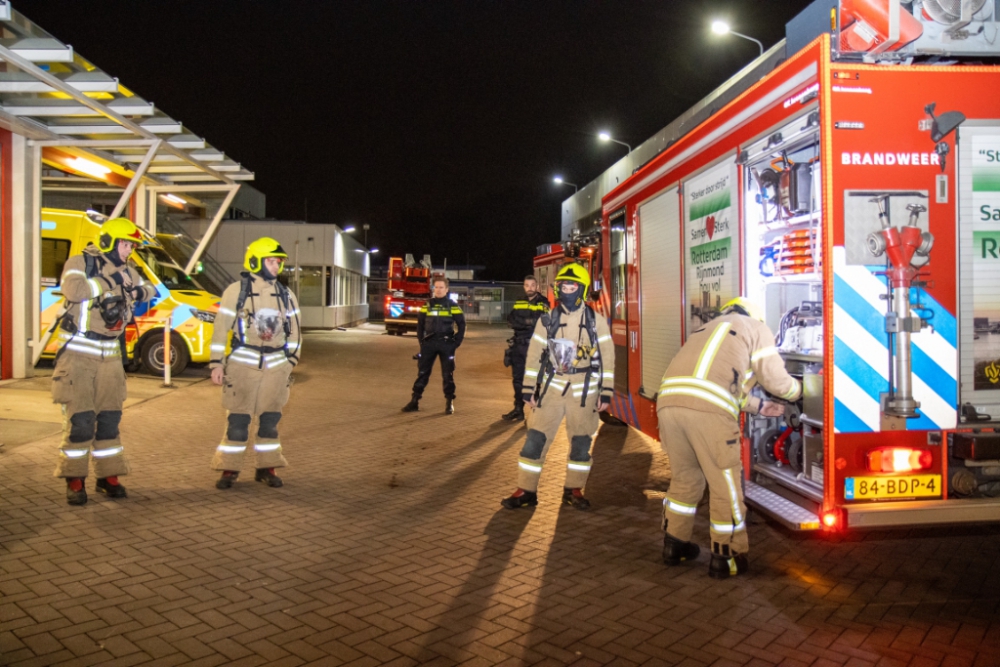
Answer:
[
  {"left": 516, "top": 382, "right": 600, "bottom": 492},
  {"left": 212, "top": 359, "right": 293, "bottom": 471},
  {"left": 50, "top": 348, "right": 130, "bottom": 479},
  {"left": 412, "top": 338, "right": 457, "bottom": 400},
  {"left": 657, "top": 406, "right": 748, "bottom": 556},
  {"left": 510, "top": 337, "right": 530, "bottom": 408}
]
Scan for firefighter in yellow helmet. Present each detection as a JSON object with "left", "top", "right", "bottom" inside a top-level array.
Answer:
[
  {"left": 209, "top": 237, "right": 302, "bottom": 490},
  {"left": 51, "top": 217, "right": 156, "bottom": 505},
  {"left": 501, "top": 262, "right": 614, "bottom": 511},
  {"left": 657, "top": 297, "right": 800, "bottom": 578}
]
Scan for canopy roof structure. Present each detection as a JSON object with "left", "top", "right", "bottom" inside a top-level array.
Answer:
[{"left": 0, "top": 3, "right": 254, "bottom": 186}]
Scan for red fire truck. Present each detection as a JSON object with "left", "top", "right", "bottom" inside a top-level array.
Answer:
[
  {"left": 384, "top": 254, "right": 432, "bottom": 336},
  {"left": 533, "top": 232, "right": 601, "bottom": 308},
  {"left": 581, "top": 5, "right": 1000, "bottom": 531}
]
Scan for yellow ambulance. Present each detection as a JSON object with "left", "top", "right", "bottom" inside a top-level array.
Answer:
[{"left": 40, "top": 208, "right": 220, "bottom": 374}]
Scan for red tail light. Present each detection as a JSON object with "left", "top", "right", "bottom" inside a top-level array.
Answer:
[{"left": 866, "top": 447, "right": 933, "bottom": 474}]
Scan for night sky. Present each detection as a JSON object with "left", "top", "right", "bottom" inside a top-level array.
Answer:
[{"left": 20, "top": 0, "right": 815, "bottom": 280}]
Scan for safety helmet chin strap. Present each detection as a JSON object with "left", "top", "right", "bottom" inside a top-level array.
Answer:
[{"left": 104, "top": 241, "right": 125, "bottom": 267}]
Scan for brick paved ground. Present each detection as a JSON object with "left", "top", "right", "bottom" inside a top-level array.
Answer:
[{"left": 2, "top": 324, "right": 999, "bottom": 667}]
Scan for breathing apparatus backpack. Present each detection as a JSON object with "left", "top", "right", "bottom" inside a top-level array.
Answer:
[
  {"left": 232, "top": 271, "right": 293, "bottom": 348},
  {"left": 536, "top": 305, "right": 603, "bottom": 407}
]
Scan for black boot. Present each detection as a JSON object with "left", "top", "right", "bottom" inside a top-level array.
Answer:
[
  {"left": 445, "top": 399, "right": 455, "bottom": 415},
  {"left": 562, "top": 487, "right": 591, "bottom": 511},
  {"left": 401, "top": 398, "right": 419, "bottom": 412},
  {"left": 708, "top": 553, "right": 749, "bottom": 579},
  {"left": 501, "top": 407, "right": 525, "bottom": 421},
  {"left": 662, "top": 534, "right": 700, "bottom": 565},
  {"left": 96, "top": 476, "right": 127, "bottom": 498},
  {"left": 500, "top": 489, "right": 538, "bottom": 509},
  {"left": 216, "top": 470, "right": 239, "bottom": 489},
  {"left": 255, "top": 468, "right": 283, "bottom": 488},
  {"left": 66, "top": 478, "right": 87, "bottom": 506}
]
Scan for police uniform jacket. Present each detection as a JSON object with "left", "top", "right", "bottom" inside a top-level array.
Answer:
[
  {"left": 417, "top": 297, "right": 466, "bottom": 344},
  {"left": 507, "top": 293, "right": 549, "bottom": 342}
]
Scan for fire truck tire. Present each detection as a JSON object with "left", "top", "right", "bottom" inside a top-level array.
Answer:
[{"left": 140, "top": 332, "right": 189, "bottom": 377}]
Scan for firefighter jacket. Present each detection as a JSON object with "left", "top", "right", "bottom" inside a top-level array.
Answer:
[
  {"left": 507, "top": 293, "right": 549, "bottom": 342},
  {"left": 210, "top": 272, "right": 302, "bottom": 371},
  {"left": 658, "top": 313, "right": 801, "bottom": 420},
  {"left": 417, "top": 297, "right": 466, "bottom": 344},
  {"left": 57, "top": 244, "right": 156, "bottom": 345},
  {"left": 521, "top": 303, "right": 614, "bottom": 406}
]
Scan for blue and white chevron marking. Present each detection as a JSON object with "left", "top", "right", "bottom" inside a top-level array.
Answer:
[{"left": 832, "top": 246, "right": 957, "bottom": 432}]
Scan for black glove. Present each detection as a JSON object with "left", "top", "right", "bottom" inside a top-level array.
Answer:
[
  {"left": 599, "top": 396, "right": 611, "bottom": 409},
  {"left": 522, "top": 391, "right": 535, "bottom": 406}
]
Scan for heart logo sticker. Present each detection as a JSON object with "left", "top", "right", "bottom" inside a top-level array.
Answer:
[{"left": 706, "top": 215, "right": 715, "bottom": 240}]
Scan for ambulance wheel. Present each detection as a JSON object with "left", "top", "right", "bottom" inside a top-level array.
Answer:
[{"left": 140, "top": 333, "right": 189, "bottom": 376}]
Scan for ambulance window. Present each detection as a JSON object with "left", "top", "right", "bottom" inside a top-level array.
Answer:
[
  {"left": 133, "top": 246, "right": 199, "bottom": 290},
  {"left": 42, "top": 238, "right": 71, "bottom": 286}
]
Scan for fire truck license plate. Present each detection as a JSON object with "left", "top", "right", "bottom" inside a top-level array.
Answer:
[{"left": 844, "top": 475, "right": 941, "bottom": 500}]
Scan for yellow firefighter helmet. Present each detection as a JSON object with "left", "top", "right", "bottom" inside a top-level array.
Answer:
[
  {"left": 97, "top": 217, "right": 144, "bottom": 253},
  {"left": 244, "top": 237, "right": 288, "bottom": 273},
  {"left": 721, "top": 296, "right": 765, "bottom": 322},
  {"left": 554, "top": 262, "right": 591, "bottom": 304}
]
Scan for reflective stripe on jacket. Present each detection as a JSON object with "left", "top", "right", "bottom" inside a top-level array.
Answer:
[{"left": 658, "top": 313, "right": 800, "bottom": 419}]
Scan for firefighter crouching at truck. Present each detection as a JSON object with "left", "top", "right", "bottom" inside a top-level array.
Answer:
[
  {"left": 657, "top": 297, "right": 800, "bottom": 578},
  {"left": 502, "top": 274, "right": 549, "bottom": 422},
  {"left": 210, "top": 237, "right": 302, "bottom": 490},
  {"left": 401, "top": 276, "right": 466, "bottom": 415},
  {"left": 501, "top": 263, "right": 613, "bottom": 511},
  {"left": 52, "top": 217, "right": 156, "bottom": 506}
]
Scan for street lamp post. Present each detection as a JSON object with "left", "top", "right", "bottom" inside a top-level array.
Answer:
[
  {"left": 598, "top": 131, "right": 632, "bottom": 153},
  {"left": 553, "top": 176, "right": 578, "bottom": 193},
  {"left": 363, "top": 223, "right": 370, "bottom": 248},
  {"left": 711, "top": 20, "right": 764, "bottom": 57}
]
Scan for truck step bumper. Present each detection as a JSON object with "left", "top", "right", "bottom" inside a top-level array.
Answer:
[{"left": 745, "top": 480, "right": 821, "bottom": 531}]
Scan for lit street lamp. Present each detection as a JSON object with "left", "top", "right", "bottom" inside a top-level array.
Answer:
[
  {"left": 343, "top": 225, "right": 356, "bottom": 233},
  {"left": 553, "top": 176, "right": 578, "bottom": 193},
  {"left": 598, "top": 131, "right": 632, "bottom": 153},
  {"left": 711, "top": 20, "right": 764, "bottom": 57}
]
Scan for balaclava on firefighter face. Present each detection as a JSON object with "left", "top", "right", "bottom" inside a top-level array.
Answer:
[{"left": 556, "top": 281, "right": 582, "bottom": 311}]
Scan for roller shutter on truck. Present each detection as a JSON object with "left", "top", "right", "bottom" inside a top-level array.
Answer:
[{"left": 638, "top": 186, "right": 682, "bottom": 398}]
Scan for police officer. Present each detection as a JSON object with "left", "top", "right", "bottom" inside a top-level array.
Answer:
[
  {"left": 502, "top": 275, "right": 549, "bottom": 422},
  {"left": 401, "top": 276, "right": 466, "bottom": 414},
  {"left": 657, "top": 297, "right": 800, "bottom": 578},
  {"left": 52, "top": 217, "right": 156, "bottom": 505},
  {"left": 501, "top": 263, "right": 614, "bottom": 511},
  {"left": 210, "top": 237, "right": 302, "bottom": 490}
]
